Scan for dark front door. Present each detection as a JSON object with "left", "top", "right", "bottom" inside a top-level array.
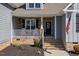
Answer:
[{"left": 46, "top": 22, "right": 51, "bottom": 36}]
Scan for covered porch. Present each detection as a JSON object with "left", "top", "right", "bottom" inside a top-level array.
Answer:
[
  {"left": 12, "top": 15, "right": 64, "bottom": 50},
  {"left": 12, "top": 17, "right": 55, "bottom": 37},
  {"left": 11, "top": 3, "right": 67, "bottom": 49}
]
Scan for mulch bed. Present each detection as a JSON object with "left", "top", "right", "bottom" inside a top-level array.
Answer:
[{"left": 0, "top": 45, "right": 44, "bottom": 56}]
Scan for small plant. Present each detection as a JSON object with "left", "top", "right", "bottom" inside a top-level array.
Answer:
[
  {"left": 33, "top": 38, "right": 41, "bottom": 48},
  {"left": 11, "top": 39, "right": 20, "bottom": 47}
]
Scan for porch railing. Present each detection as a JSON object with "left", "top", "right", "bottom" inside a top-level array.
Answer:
[{"left": 13, "top": 29, "right": 40, "bottom": 36}]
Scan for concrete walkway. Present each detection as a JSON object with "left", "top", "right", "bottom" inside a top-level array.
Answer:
[{"left": 44, "top": 50, "right": 69, "bottom": 56}]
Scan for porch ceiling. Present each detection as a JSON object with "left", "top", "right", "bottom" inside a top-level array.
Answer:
[{"left": 11, "top": 3, "right": 68, "bottom": 17}]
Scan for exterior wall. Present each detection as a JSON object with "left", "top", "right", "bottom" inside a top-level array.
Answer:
[
  {"left": 13, "top": 3, "right": 68, "bottom": 17},
  {"left": 51, "top": 17, "right": 55, "bottom": 36},
  {"left": 27, "top": 3, "right": 67, "bottom": 14},
  {"left": 76, "top": 14, "right": 79, "bottom": 42},
  {"left": 65, "top": 12, "right": 79, "bottom": 51},
  {"left": 63, "top": 3, "right": 79, "bottom": 51},
  {"left": 25, "top": 4, "right": 66, "bottom": 14},
  {"left": 56, "top": 16, "right": 62, "bottom": 39},
  {"left": 0, "top": 4, "right": 12, "bottom": 43},
  {"left": 62, "top": 14, "right": 66, "bottom": 47},
  {"left": 12, "top": 17, "right": 40, "bottom": 38},
  {"left": 12, "top": 17, "right": 55, "bottom": 38},
  {"left": 66, "top": 13, "right": 77, "bottom": 42}
]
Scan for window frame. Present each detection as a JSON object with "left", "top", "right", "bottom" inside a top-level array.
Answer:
[
  {"left": 25, "top": 19, "right": 36, "bottom": 30},
  {"left": 28, "top": 3, "right": 34, "bottom": 8},
  {"left": 26, "top": 3, "right": 43, "bottom": 9}
]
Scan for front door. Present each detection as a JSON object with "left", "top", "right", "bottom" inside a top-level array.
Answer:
[{"left": 46, "top": 22, "right": 51, "bottom": 36}]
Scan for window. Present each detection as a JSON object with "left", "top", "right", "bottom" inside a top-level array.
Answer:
[
  {"left": 29, "top": 3, "right": 34, "bottom": 8},
  {"left": 25, "top": 19, "right": 36, "bottom": 30},
  {"left": 31, "top": 20, "right": 36, "bottom": 29},
  {"left": 76, "top": 14, "right": 79, "bottom": 32},
  {"left": 35, "top": 3, "right": 41, "bottom": 8},
  {"left": 26, "top": 3, "right": 43, "bottom": 9},
  {"left": 25, "top": 20, "right": 30, "bottom": 29},
  {"left": 21, "top": 19, "right": 25, "bottom": 28}
]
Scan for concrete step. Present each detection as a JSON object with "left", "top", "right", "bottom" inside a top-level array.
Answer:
[
  {"left": 44, "top": 42, "right": 63, "bottom": 44},
  {"left": 44, "top": 37, "right": 64, "bottom": 50},
  {"left": 45, "top": 40, "right": 63, "bottom": 43},
  {"left": 44, "top": 47, "right": 65, "bottom": 50},
  {"left": 44, "top": 44, "right": 64, "bottom": 48},
  {"left": 45, "top": 45, "right": 64, "bottom": 47}
]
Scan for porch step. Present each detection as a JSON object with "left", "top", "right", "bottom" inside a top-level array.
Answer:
[
  {"left": 44, "top": 36, "right": 54, "bottom": 39},
  {"left": 44, "top": 42, "right": 65, "bottom": 49},
  {"left": 44, "top": 47, "right": 65, "bottom": 50},
  {"left": 44, "top": 43, "right": 64, "bottom": 47},
  {"left": 44, "top": 38, "right": 65, "bottom": 50}
]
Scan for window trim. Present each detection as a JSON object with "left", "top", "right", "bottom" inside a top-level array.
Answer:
[
  {"left": 25, "top": 19, "right": 36, "bottom": 30},
  {"left": 26, "top": 3, "right": 43, "bottom": 9}
]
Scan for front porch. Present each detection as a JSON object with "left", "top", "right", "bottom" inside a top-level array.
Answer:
[
  {"left": 12, "top": 17, "right": 55, "bottom": 37},
  {"left": 12, "top": 16, "right": 65, "bottom": 50}
]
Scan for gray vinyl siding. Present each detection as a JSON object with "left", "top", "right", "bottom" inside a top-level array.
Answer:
[
  {"left": 56, "top": 16, "right": 62, "bottom": 39},
  {"left": 51, "top": 17, "right": 55, "bottom": 36},
  {"left": 65, "top": 4, "right": 79, "bottom": 43},
  {"left": 0, "top": 4, "right": 12, "bottom": 43},
  {"left": 76, "top": 14, "right": 79, "bottom": 42},
  {"left": 12, "top": 16, "right": 22, "bottom": 36},
  {"left": 65, "top": 12, "right": 78, "bottom": 42},
  {"left": 62, "top": 14, "right": 66, "bottom": 46}
]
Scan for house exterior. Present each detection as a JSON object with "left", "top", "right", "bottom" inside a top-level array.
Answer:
[{"left": 0, "top": 3, "right": 79, "bottom": 51}]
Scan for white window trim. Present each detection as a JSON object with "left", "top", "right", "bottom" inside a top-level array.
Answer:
[
  {"left": 25, "top": 19, "right": 36, "bottom": 30},
  {"left": 26, "top": 3, "right": 43, "bottom": 9}
]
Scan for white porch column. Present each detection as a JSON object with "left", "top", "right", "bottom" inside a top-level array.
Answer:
[
  {"left": 11, "top": 16, "right": 13, "bottom": 43},
  {"left": 55, "top": 16, "right": 57, "bottom": 39},
  {"left": 40, "top": 16, "right": 44, "bottom": 48},
  {"left": 65, "top": 13, "right": 69, "bottom": 42},
  {"left": 73, "top": 3, "right": 77, "bottom": 42}
]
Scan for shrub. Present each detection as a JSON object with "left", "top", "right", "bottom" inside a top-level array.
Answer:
[
  {"left": 33, "top": 38, "right": 41, "bottom": 48},
  {"left": 11, "top": 39, "right": 20, "bottom": 47}
]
